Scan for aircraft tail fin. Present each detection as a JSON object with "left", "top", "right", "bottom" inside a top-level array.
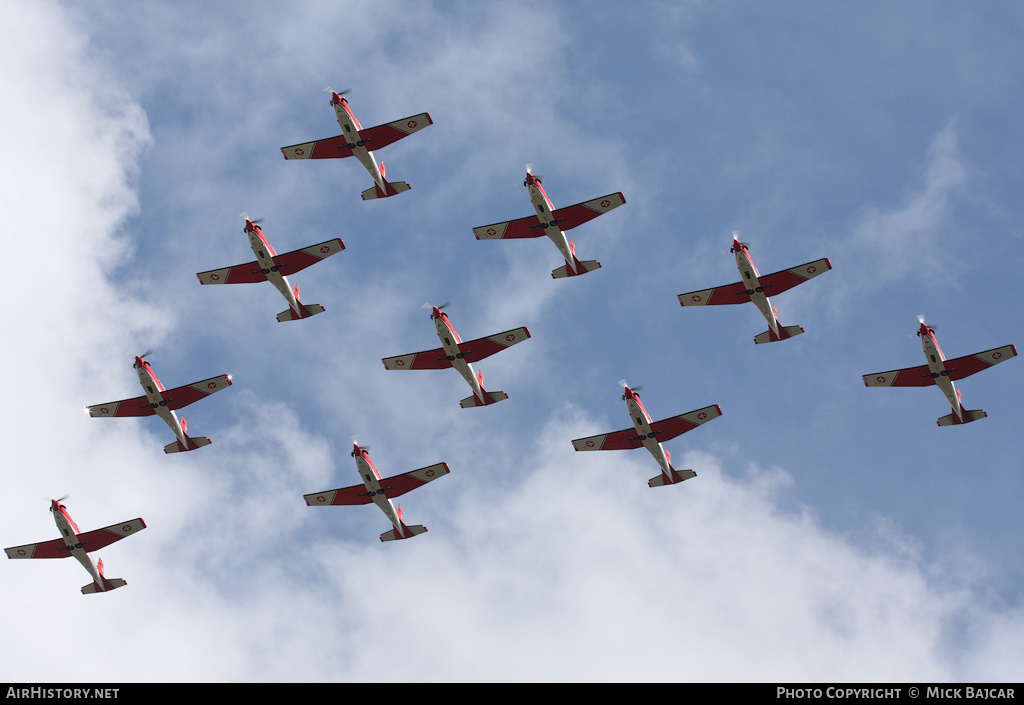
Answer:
[
  {"left": 361, "top": 165, "right": 411, "bottom": 200},
  {"left": 460, "top": 390, "right": 509, "bottom": 408},
  {"left": 937, "top": 409, "right": 987, "bottom": 426},
  {"left": 81, "top": 558, "right": 127, "bottom": 594},
  {"left": 754, "top": 324, "right": 804, "bottom": 344},
  {"left": 459, "top": 370, "right": 508, "bottom": 407},
  {"left": 380, "top": 504, "right": 428, "bottom": 541},
  {"left": 164, "top": 427, "right": 212, "bottom": 454},
  {"left": 648, "top": 465, "right": 697, "bottom": 487},
  {"left": 277, "top": 304, "right": 325, "bottom": 322},
  {"left": 551, "top": 258, "right": 601, "bottom": 279}
]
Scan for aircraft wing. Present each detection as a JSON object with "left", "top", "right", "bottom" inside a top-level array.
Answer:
[
  {"left": 572, "top": 427, "right": 644, "bottom": 452},
  {"left": 378, "top": 463, "right": 450, "bottom": 498},
  {"left": 649, "top": 404, "right": 722, "bottom": 443},
  {"left": 678, "top": 281, "right": 751, "bottom": 306},
  {"left": 459, "top": 327, "right": 531, "bottom": 364},
  {"left": 161, "top": 374, "right": 233, "bottom": 411},
  {"left": 5, "top": 537, "right": 72, "bottom": 559},
  {"left": 281, "top": 135, "right": 355, "bottom": 160},
  {"left": 272, "top": 238, "right": 346, "bottom": 275},
  {"left": 76, "top": 518, "right": 147, "bottom": 553},
  {"left": 382, "top": 347, "right": 454, "bottom": 370},
  {"left": 863, "top": 365, "right": 936, "bottom": 387},
  {"left": 473, "top": 215, "right": 545, "bottom": 240},
  {"left": 550, "top": 192, "right": 626, "bottom": 231},
  {"left": 357, "top": 113, "right": 433, "bottom": 151},
  {"left": 946, "top": 345, "right": 1018, "bottom": 381},
  {"left": 756, "top": 258, "right": 832, "bottom": 297},
  {"left": 197, "top": 261, "right": 268, "bottom": 285},
  {"left": 304, "top": 484, "right": 374, "bottom": 506},
  {"left": 88, "top": 396, "right": 157, "bottom": 418}
]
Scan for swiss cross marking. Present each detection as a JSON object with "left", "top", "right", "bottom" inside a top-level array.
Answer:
[
  {"left": 697, "top": 412, "right": 707, "bottom": 420},
  {"left": 505, "top": 334, "right": 515, "bottom": 342},
  {"left": 600, "top": 199, "right": 611, "bottom": 208},
  {"left": 207, "top": 382, "right": 217, "bottom": 389},
  {"left": 993, "top": 351, "right": 1003, "bottom": 360},
  {"left": 425, "top": 468, "right": 435, "bottom": 477},
  {"left": 691, "top": 294, "right": 702, "bottom": 303},
  {"left": 407, "top": 120, "right": 417, "bottom": 129},
  {"left": 486, "top": 228, "right": 496, "bottom": 236},
  {"left": 294, "top": 148, "right": 305, "bottom": 156},
  {"left": 396, "top": 359, "right": 406, "bottom": 367},
  {"left": 320, "top": 245, "right": 330, "bottom": 254},
  {"left": 806, "top": 265, "right": 816, "bottom": 274},
  {"left": 876, "top": 376, "right": 887, "bottom": 384},
  {"left": 210, "top": 273, "right": 221, "bottom": 281},
  {"left": 585, "top": 440, "right": 595, "bottom": 448}
]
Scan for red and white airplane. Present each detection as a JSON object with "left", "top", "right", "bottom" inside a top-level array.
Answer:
[
  {"left": 678, "top": 232, "right": 831, "bottom": 344},
  {"left": 863, "top": 315, "right": 1017, "bottom": 426},
  {"left": 304, "top": 441, "right": 449, "bottom": 542},
  {"left": 197, "top": 218, "right": 345, "bottom": 322},
  {"left": 472, "top": 166, "right": 626, "bottom": 279},
  {"left": 281, "top": 90, "right": 432, "bottom": 200},
  {"left": 571, "top": 382, "right": 722, "bottom": 487},
  {"left": 88, "top": 356, "right": 232, "bottom": 453},
  {"left": 5, "top": 499, "right": 146, "bottom": 594},
  {"left": 382, "top": 304, "right": 530, "bottom": 408}
]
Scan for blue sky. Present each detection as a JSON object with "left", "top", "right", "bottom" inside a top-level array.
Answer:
[{"left": 2, "top": 0, "right": 1023, "bottom": 681}]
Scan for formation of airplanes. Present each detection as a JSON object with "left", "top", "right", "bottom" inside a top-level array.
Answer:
[{"left": 11, "top": 89, "right": 1018, "bottom": 591}]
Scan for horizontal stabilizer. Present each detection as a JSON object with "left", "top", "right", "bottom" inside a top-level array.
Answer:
[
  {"left": 164, "top": 436, "right": 211, "bottom": 454},
  {"left": 380, "top": 524, "right": 427, "bottom": 542},
  {"left": 552, "top": 260, "right": 601, "bottom": 279},
  {"left": 754, "top": 325, "right": 804, "bottom": 344},
  {"left": 361, "top": 181, "right": 411, "bottom": 200},
  {"left": 82, "top": 577, "right": 127, "bottom": 594},
  {"left": 937, "top": 409, "right": 987, "bottom": 426},
  {"left": 277, "top": 304, "right": 325, "bottom": 322},
  {"left": 459, "top": 391, "right": 509, "bottom": 408},
  {"left": 649, "top": 467, "right": 697, "bottom": 487}
]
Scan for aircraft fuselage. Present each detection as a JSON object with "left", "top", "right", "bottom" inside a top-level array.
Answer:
[
  {"left": 135, "top": 358, "right": 188, "bottom": 448},
  {"left": 623, "top": 389, "right": 672, "bottom": 476},
  {"left": 245, "top": 222, "right": 300, "bottom": 315},
  {"left": 50, "top": 502, "right": 105, "bottom": 590},
  {"left": 332, "top": 95, "right": 384, "bottom": 192},
  {"left": 733, "top": 241, "right": 779, "bottom": 336},
  {"left": 352, "top": 446, "right": 408, "bottom": 537},
  {"left": 919, "top": 325, "right": 961, "bottom": 418},
  {"left": 526, "top": 174, "right": 576, "bottom": 272},
  {"left": 432, "top": 308, "right": 485, "bottom": 402}
]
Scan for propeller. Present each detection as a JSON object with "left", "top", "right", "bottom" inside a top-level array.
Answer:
[
  {"left": 618, "top": 379, "right": 643, "bottom": 393},
  {"left": 422, "top": 301, "right": 451, "bottom": 314},
  {"left": 350, "top": 435, "right": 370, "bottom": 451},
  {"left": 731, "top": 230, "right": 752, "bottom": 251},
  {"left": 49, "top": 494, "right": 70, "bottom": 511},
  {"left": 525, "top": 163, "right": 544, "bottom": 182},
  {"left": 239, "top": 212, "right": 264, "bottom": 230},
  {"left": 916, "top": 314, "right": 938, "bottom": 336},
  {"left": 324, "top": 86, "right": 352, "bottom": 103}
]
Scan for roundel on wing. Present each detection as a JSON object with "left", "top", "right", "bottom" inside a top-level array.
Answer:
[{"left": 294, "top": 148, "right": 305, "bottom": 156}]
